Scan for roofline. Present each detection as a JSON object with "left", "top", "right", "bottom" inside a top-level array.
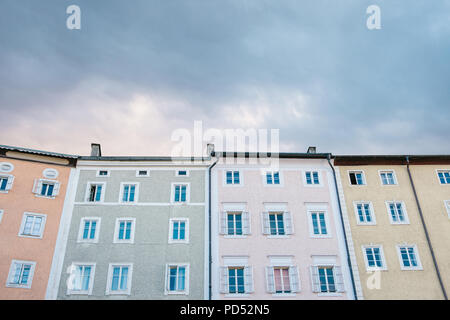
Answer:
[
  {"left": 79, "top": 156, "right": 211, "bottom": 162},
  {"left": 212, "top": 151, "right": 331, "bottom": 159},
  {"left": 334, "top": 154, "right": 450, "bottom": 165},
  {"left": 0, "top": 144, "right": 79, "bottom": 159}
]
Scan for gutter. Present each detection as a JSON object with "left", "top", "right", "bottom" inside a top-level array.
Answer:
[
  {"left": 405, "top": 156, "right": 448, "bottom": 300},
  {"left": 327, "top": 154, "right": 358, "bottom": 300},
  {"left": 208, "top": 156, "right": 218, "bottom": 300}
]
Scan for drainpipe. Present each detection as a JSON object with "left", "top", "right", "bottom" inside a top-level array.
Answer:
[
  {"left": 327, "top": 154, "right": 358, "bottom": 300},
  {"left": 208, "top": 155, "right": 218, "bottom": 300},
  {"left": 405, "top": 156, "right": 448, "bottom": 300}
]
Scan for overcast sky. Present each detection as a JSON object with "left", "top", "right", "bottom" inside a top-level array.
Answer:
[{"left": 1, "top": 0, "right": 449, "bottom": 156}]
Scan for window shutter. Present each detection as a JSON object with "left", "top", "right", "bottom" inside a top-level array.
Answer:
[
  {"left": 284, "top": 211, "right": 293, "bottom": 234},
  {"left": 220, "top": 212, "right": 227, "bottom": 235},
  {"left": 242, "top": 211, "right": 250, "bottom": 235},
  {"left": 52, "top": 182, "right": 61, "bottom": 196},
  {"left": 334, "top": 266, "right": 345, "bottom": 292},
  {"left": 164, "top": 265, "right": 170, "bottom": 292},
  {"left": 244, "top": 266, "right": 254, "bottom": 293},
  {"left": 261, "top": 212, "right": 270, "bottom": 235},
  {"left": 289, "top": 266, "right": 300, "bottom": 292},
  {"left": 265, "top": 266, "right": 275, "bottom": 293},
  {"left": 32, "top": 179, "right": 42, "bottom": 194},
  {"left": 219, "top": 267, "right": 228, "bottom": 293},
  {"left": 310, "top": 266, "right": 320, "bottom": 293},
  {"left": 5, "top": 175, "right": 14, "bottom": 191}
]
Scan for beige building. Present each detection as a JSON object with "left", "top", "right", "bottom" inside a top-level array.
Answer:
[{"left": 334, "top": 155, "right": 448, "bottom": 300}]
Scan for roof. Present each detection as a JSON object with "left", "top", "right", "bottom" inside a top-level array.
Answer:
[
  {"left": 0, "top": 144, "right": 79, "bottom": 159},
  {"left": 334, "top": 155, "right": 450, "bottom": 166},
  {"left": 212, "top": 151, "right": 331, "bottom": 159}
]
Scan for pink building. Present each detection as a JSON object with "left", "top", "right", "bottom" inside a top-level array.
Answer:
[
  {"left": 0, "top": 145, "right": 77, "bottom": 299},
  {"left": 210, "top": 152, "right": 356, "bottom": 299}
]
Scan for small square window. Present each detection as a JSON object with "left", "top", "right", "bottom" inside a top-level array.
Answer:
[
  {"left": 437, "top": 170, "right": 450, "bottom": 184},
  {"left": 305, "top": 171, "right": 320, "bottom": 185},
  {"left": 176, "top": 170, "right": 189, "bottom": 177},
  {"left": 380, "top": 171, "right": 397, "bottom": 185},
  {"left": 363, "top": 246, "right": 386, "bottom": 270},
  {"left": 0, "top": 174, "right": 14, "bottom": 192},
  {"left": 310, "top": 212, "right": 328, "bottom": 236},
  {"left": 136, "top": 170, "right": 149, "bottom": 177},
  {"left": 349, "top": 171, "right": 365, "bottom": 185},
  {"left": 106, "top": 264, "right": 133, "bottom": 295},
  {"left": 7, "top": 260, "right": 36, "bottom": 289},
  {"left": 97, "top": 170, "right": 109, "bottom": 177},
  {"left": 225, "top": 171, "right": 240, "bottom": 185},
  {"left": 114, "top": 218, "right": 136, "bottom": 243},
  {"left": 78, "top": 217, "right": 101, "bottom": 243},
  {"left": 387, "top": 202, "right": 409, "bottom": 224},
  {"left": 354, "top": 202, "right": 376, "bottom": 225},
  {"left": 266, "top": 172, "right": 280, "bottom": 185},
  {"left": 86, "top": 183, "right": 105, "bottom": 202},
  {"left": 173, "top": 184, "right": 188, "bottom": 203},
  {"left": 19, "top": 213, "right": 47, "bottom": 238},
  {"left": 67, "top": 263, "right": 96, "bottom": 295},
  {"left": 397, "top": 245, "right": 422, "bottom": 270},
  {"left": 169, "top": 219, "right": 189, "bottom": 243},
  {"left": 120, "top": 183, "right": 138, "bottom": 203},
  {"left": 166, "top": 264, "right": 189, "bottom": 295}
]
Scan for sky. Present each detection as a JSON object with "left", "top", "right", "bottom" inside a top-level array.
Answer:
[{"left": 0, "top": 0, "right": 449, "bottom": 156}]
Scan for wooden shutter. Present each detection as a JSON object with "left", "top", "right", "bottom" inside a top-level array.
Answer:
[
  {"left": 310, "top": 266, "right": 320, "bottom": 293},
  {"left": 284, "top": 211, "right": 293, "bottom": 234},
  {"left": 219, "top": 267, "right": 229, "bottom": 293},
  {"left": 32, "top": 179, "right": 43, "bottom": 194},
  {"left": 242, "top": 211, "right": 250, "bottom": 235},
  {"left": 220, "top": 212, "right": 227, "bottom": 235},
  {"left": 5, "top": 175, "right": 14, "bottom": 191},
  {"left": 261, "top": 212, "right": 270, "bottom": 235},
  {"left": 334, "top": 266, "right": 345, "bottom": 292},
  {"left": 289, "top": 266, "right": 300, "bottom": 292},
  {"left": 244, "top": 266, "right": 254, "bottom": 293},
  {"left": 52, "top": 181, "right": 61, "bottom": 196},
  {"left": 265, "top": 266, "right": 275, "bottom": 293}
]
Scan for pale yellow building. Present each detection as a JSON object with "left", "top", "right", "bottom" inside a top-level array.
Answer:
[{"left": 333, "top": 156, "right": 448, "bottom": 300}]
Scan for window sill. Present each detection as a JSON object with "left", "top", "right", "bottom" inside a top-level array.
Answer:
[
  {"left": 168, "top": 240, "right": 189, "bottom": 244},
  {"left": 224, "top": 235, "right": 248, "bottom": 239},
  {"left": 224, "top": 293, "right": 250, "bottom": 298},
  {"left": 317, "top": 293, "right": 343, "bottom": 297},
  {"left": 34, "top": 194, "right": 56, "bottom": 200},
  {"left": 18, "top": 234, "right": 43, "bottom": 240},
  {"left": 310, "top": 235, "right": 332, "bottom": 239},
  {"left": 400, "top": 267, "right": 423, "bottom": 271},
  {"left": 166, "top": 291, "right": 189, "bottom": 295},
  {"left": 267, "top": 235, "right": 290, "bottom": 239},
  {"left": 6, "top": 283, "right": 32, "bottom": 289},
  {"left": 0, "top": 190, "right": 9, "bottom": 194},
  {"left": 272, "top": 293, "right": 297, "bottom": 297}
]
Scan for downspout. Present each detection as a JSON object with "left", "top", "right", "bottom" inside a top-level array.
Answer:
[
  {"left": 405, "top": 156, "right": 448, "bottom": 300},
  {"left": 208, "top": 155, "right": 218, "bottom": 300},
  {"left": 327, "top": 154, "right": 358, "bottom": 300}
]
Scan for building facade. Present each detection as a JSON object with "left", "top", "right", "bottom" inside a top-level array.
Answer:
[
  {"left": 334, "top": 156, "right": 448, "bottom": 299},
  {"left": 0, "top": 145, "right": 77, "bottom": 299},
  {"left": 210, "top": 152, "right": 355, "bottom": 300},
  {"left": 48, "top": 146, "right": 211, "bottom": 299}
]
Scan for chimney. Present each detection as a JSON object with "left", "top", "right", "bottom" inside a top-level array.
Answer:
[
  {"left": 307, "top": 146, "right": 316, "bottom": 154},
  {"left": 207, "top": 143, "right": 215, "bottom": 156},
  {"left": 90, "top": 143, "right": 102, "bottom": 157}
]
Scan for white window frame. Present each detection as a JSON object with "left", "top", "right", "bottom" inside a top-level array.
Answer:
[
  {"left": 263, "top": 171, "right": 283, "bottom": 187},
  {"left": 310, "top": 264, "right": 344, "bottom": 296},
  {"left": 0, "top": 209, "right": 3, "bottom": 223},
  {"left": 302, "top": 170, "right": 323, "bottom": 187},
  {"left": 66, "top": 262, "right": 96, "bottom": 295},
  {"left": 353, "top": 201, "right": 376, "bottom": 225},
  {"left": 118, "top": 182, "right": 139, "bottom": 204},
  {"left": 135, "top": 169, "right": 150, "bottom": 177},
  {"left": 18, "top": 212, "right": 47, "bottom": 239},
  {"left": 444, "top": 200, "right": 450, "bottom": 218},
  {"left": 96, "top": 170, "right": 110, "bottom": 177},
  {"left": 77, "top": 217, "right": 101, "bottom": 243},
  {"left": 85, "top": 182, "right": 106, "bottom": 203},
  {"left": 307, "top": 208, "right": 331, "bottom": 238},
  {"left": 165, "top": 263, "right": 190, "bottom": 295},
  {"left": 6, "top": 260, "right": 36, "bottom": 289},
  {"left": 362, "top": 245, "right": 387, "bottom": 271},
  {"left": 106, "top": 263, "right": 133, "bottom": 295},
  {"left": 266, "top": 256, "right": 300, "bottom": 296},
  {"left": 386, "top": 201, "right": 410, "bottom": 225},
  {"left": 221, "top": 211, "right": 250, "bottom": 237},
  {"left": 113, "top": 218, "right": 136, "bottom": 244},
  {"left": 0, "top": 174, "right": 14, "bottom": 193},
  {"left": 223, "top": 170, "right": 243, "bottom": 186},
  {"left": 171, "top": 182, "right": 190, "bottom": 204},
  {"left": 175, "top": 169, "right": 190, "bottom": 177},
  {"left": 347, "top": 170, "right": 366, "bottom": 186},
  {"left": 378, "top": 169, "right": 398, "bottom": 186},
  {"left": 168, "top": 218, "right": 189, "bottom": 244},
  {"left": 33, "top": 178, "right": 61, "bottom": 199},
  {"left": 436, "top": 169, "right": 450, "bottom": 185},
  {"left": 396, "top": 244, "right": 423, "bottom": 271}
]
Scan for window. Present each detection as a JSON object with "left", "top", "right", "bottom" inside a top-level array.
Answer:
[
  {"left": 380, "top": 171, "right": 397, "bottom": 185},
  {"left": 397, "top": 245, "right": 422, "bottom": 270},
  {"left": 106, "top": 264, "right": 133, "bottom": 295},
  {"left": 6, "top": 260, "right": 36, "bottom": 288},
  {"left": 173, "top": 184, "right": 188, "bottom": 203},
  {"left": 19, "top": 213, "right": 46, "bottom": 238},
  {"left": 349, "top": 171, "right": 365, "bottom": 185},
  {"left": 305, "top": 171, "right": 320, "bottom": 185},
  {"left": 225, "top": 171, "right": 240, "bottom": 185},
  {"left": 310, "top": 212, "right": 328, "bottom": 236},
  {"left": 67, "top": 263, "right": 95, "bottom": 295},
  {"left": 114, "top": 218, "right": 136, "bottom": 243},
  {"left": 221, "top": 211, "right": 250, "bottom": 236},
  {"left": 363, "top": 246, "right": 386, "bottom": 270},
  {"left": 169, "top": 219, "right": 189, "bottom": 243},
  {"left": 86, "top": 183, "right": 105, "bottom": 202},
  {"left": 310, "top": 266, "right": 344, "bottom": 294},
  {"left": 136, "top": 170, "right": 149, "bottom": 177},
  {"left": 0, "top": 174, "right": 14, "bottom": 192},
  {"left": 354, "top": 202, "right": 375, "bottom": 225},
  {"left": 266, "top": 266, "right": 300, "bottom": 294},
  {"left": 437, "top": 170, "right": 450, "bottom": 184},
  {"left": 387, "top": 202, "right": 409, "bottom": 224},
  {"left": 262, "top": 211, "right": 293, "bottom": 236},
  {"left": 78, "top": 217, "right": 101, "bottom": 243},
  {"left": 176, "top": 170, "right": 189, "bottom": 177},
  {"left": 166, "top": 264, "right": 189, "bottom": 294},
  {"left": 33, "top": 179, "right": 60, "bottom": 198},
  {"left": 120, "top": 183, "right": 138, "bottom": 203},
  {"left": 96, "top": 170, "right": 109, "bottom": 177},
  {"left": 265, "top": 171, "right": 280, "bottom": 185}
]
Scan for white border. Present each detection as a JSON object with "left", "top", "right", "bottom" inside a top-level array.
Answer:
[
  {"left": 18, "top": 212, "right": 47, "bottom": 239},
  {"left": 353, "top": 201, "right": 376, "bottom": 225},
  {"left": 164, "top": 263, "right": 190, "bottom": 295},
  {"left": 77, "top": 217, "right": 101, "bottom": 243},
  {"left": 396, "top": 244, "right": 423, "bottom": 271},
  {"left": 66, "top": 262, "right": 96, "bottom": 295},
  {"left": 113, "top": 217, "right": 136, "bottom": 244},
  {"left": 105, "top": 263, "right": 133, "bottom": 295},
  {"left": 118, "top": 182, "right": 140, "bottom": 204},
  {"left": 168, "top": 218, "right": 190, "bottom": 244},
  {"left": 6, "top": 260, "right": 36, "bottom": 289},
  {"left": 361, "top": 245, "right": 387, "bottom": 271}
]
